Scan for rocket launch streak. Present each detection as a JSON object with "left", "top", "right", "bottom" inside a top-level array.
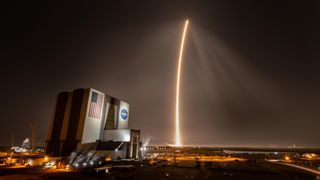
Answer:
[{"left": 175, "top": 20, "right": 189, "bottom": 147}]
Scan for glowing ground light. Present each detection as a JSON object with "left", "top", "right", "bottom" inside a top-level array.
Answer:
[{"left": 175, "top": 19, "right": 189, "bottom": 146}]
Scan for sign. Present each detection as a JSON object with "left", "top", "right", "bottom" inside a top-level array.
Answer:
[{"left": 121, "top": 109, "right": 128, "bottom": 120}]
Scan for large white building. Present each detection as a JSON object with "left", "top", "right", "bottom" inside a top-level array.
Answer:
[{"left": 46, "top": 88, "right": 140, "bottom": 159}]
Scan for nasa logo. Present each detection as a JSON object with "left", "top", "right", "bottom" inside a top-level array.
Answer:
[{"left": 121, "top": 109, "right": 128, "bottom": 120}]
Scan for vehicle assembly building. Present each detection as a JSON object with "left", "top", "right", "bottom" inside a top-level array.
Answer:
[{"left": 46, "top": 88, "right": 140, "bottom": 159}]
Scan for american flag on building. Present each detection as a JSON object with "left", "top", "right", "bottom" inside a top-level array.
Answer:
[{"left": 88, "top": 91, "right": 103, "bottom": 119}]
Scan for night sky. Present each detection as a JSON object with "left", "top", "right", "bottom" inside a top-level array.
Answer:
[{"left": 2, "top": 1, "right": 320, "bottom": 147}]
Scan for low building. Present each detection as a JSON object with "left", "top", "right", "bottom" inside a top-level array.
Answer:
[{"left": 145, "top": 146, "right": 174, "bottom": 157}]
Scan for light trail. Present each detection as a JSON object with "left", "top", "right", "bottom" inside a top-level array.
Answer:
[
  {"left": 175, "top": 19, "right": 189, "bottom": 147},
  {"left": 268, "top": 160, "right": 320, "bottom": 175}
]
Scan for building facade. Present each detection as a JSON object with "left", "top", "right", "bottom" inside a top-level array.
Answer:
[{"left": 46, "top": 88, "right": 140, "bottom": 159}]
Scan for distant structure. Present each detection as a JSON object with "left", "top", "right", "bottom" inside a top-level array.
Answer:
[
  {"left": 29, "top": 122, "right": 38, "bottom": 149},
  {"left": 46, "top": 88, "right": 140, "bottom": 159},
  {"left": 11, "top": 134, "right": 14, "bottom": 147}
]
